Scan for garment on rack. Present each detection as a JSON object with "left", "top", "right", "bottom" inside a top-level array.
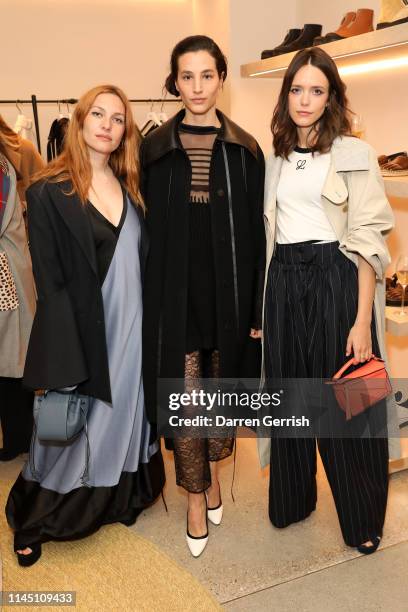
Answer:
[
  {"left": 0, "top": 155, "right": 36, "bottom": 457},
  {"left": 13, "top": 115, "right": 36, "bottom": 144},
  {"left": 4, "top": 139, "right": 44, "bottom": 214},
  {"left": 141, "top": 121, "right": 159, "bottom": 137},
  {"left": 47, "top": 118, "right": 70, "bottom": 161}
]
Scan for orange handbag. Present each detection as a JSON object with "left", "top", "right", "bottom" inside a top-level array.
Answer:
[{"left": 329, "top": 355, "right": 392, "bottom": 420}]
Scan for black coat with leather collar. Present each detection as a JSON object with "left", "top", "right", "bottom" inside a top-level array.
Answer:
[
  {"left": 23, "top": 179, "right": 148, "bottom": 401},
  {"left": 141, "top": 109, "right": 265, "bottom": 423}
]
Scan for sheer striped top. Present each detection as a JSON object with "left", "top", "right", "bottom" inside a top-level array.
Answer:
[{"left": 178, "top": 123, "right": 220, "bottom": 203}]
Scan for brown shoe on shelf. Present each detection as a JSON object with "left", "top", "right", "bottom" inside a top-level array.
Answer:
[
  {"left": 386, "top": 274, "right": 407, "bottom": 305},
  {"left": 313, "top": 11, "right": 356, "bottom": 45},
  {"left": 381, "top": 155, "right": 408, "bottom": 176},
  {"left": 316, "top": 8, "right": 374, "bottom": 44},
  {"left": 377, "top": 0, "right": 408, "bottom": 29},
  {"left": 378, "top": 151, "right": 407, "bottom": 167}
]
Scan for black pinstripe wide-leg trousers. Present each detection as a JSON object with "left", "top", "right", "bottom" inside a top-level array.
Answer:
[{"left": 264, "top": 241, "right": 389, "bottom": 547}]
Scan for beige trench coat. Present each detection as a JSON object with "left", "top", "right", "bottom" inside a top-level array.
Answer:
[
  {"left": 0, "top": 158, "right": 36, "bottom": 378},
  {"left": 258, "top": 135, "right": 400, "bottom": 467}
]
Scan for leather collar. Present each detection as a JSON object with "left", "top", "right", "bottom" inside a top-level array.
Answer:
[{"left": 142, "top": 109, "right": 258, "bottom": 166}]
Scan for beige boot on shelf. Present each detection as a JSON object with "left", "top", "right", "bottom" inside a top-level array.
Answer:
[
  {"left": 378, "top": 0, "right": 403, "bottom": 23},
  {"left": 377, "top": 0, "right": 408, "bottom": 29}
]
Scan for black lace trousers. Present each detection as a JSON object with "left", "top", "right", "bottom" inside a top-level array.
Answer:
[{"left": 173, "top": 349, "right": 234, "bottom": 493}]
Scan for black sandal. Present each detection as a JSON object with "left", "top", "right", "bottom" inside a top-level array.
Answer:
[
  {"left": 16, "top": 544, "right": 42, "bottom": 567},
  {"left": 357, "top": 536, "right": 381, "bottom": 555}
]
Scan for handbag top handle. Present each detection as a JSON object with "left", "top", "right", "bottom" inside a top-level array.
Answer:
[{"left": 333, "top": 354, "right": 383, "bottom": 380}]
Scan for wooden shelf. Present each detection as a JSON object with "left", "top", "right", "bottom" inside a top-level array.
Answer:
[
  {"left": 390, "top": 439, "right": 408, "bottom": 473},
  {"left": 241, "top": 23, "right": 408, "bottom": 78},
  {"left": 389, "top": 456, "right": 408, "bottom": 473},
  {"left": 384, "top": 175, "right": 408, "bottom": 199},
  {"left": 386, "top": 306, "right": 408, "bottom": 336}
]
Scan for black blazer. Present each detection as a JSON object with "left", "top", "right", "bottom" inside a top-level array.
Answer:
[
  {"left": 141, "top": 109, "right": 265, "bottom": 421},
  {"left": 23, "top": 179, "right": 148, "bottom": 402}
]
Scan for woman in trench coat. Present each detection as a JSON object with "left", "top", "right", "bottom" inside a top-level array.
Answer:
[
  {"left": 261, "top": 47, "right": 395, "bottom": 555},
  {"left": 0, "top": 152, "right": 36, "bottom": 460}
]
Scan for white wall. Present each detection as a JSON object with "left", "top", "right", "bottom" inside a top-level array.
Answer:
[
  {"left": 1, "top": 0, "right": 194, "bottom": 154},
  {"left": 228, "top": 0, "right": 298, "bottom": 153},
  {"left": 192, "top": 0, "right": 231, "bottom": 114}
]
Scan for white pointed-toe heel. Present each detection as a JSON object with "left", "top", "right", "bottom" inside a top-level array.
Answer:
[
  {"left": 186, "top": 529, "right": 209, "bottom": 557},
  {"left": 186, "top": 498, "right": 209, "bottom": 558},
  {"left": 205, "top": 485, "right": 223, "bottom": 525},
  {"left": 206, "top": 499, "right": 223, "bottom": 525}
]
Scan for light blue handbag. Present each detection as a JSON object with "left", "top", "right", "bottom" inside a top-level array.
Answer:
[
  {"left": 33, "top": 390, "right": 89, "bottom": 442},
  {"left": 31, "top": 390, "right": 91, "bottom": 485}
]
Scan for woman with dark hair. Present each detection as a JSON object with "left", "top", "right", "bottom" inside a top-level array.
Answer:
[
  {"left": 141, "top": 35, "right": 265, "bottom": 556},
  {"left": 6, "top": 84, "right": 165, "bottom": 566},
  {"left": 261, "top": 47, "right": 394, "bottom": 553}
]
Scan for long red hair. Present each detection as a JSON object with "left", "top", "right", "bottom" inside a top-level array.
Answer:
[{"left": 34, "top": 84, "right": 144, "bottom": 209}]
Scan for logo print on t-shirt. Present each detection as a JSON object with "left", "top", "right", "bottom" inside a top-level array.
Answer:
[{"left": 296, "top": 159, "right": 306, "bottom": 170}]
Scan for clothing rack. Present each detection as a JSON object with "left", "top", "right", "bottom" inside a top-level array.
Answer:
[{"left": 0, "top": 95, "right": 181, "bottom": 155}]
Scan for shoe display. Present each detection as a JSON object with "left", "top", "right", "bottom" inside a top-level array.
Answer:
[
  {"left": 275, "top": 24, "right": 323, "bottom": 55},
  {"left": 381, "top": 154, "right": 408, "bottom": 176},
  {"left": 377, "top": 0, "right": 408, "bottom": 29},
  {"left": 378, "top": 151, "right": 407, "bottom": 168},
  {"left": 378, "top": 151, "right": 407, "bottom": 166},
  {"left": 261, "top": 29, "right": 302, "bottom": 59},
  {"left": 386, "top": 274, "right": 407, "bottom": 305},
  {"left": 315, "top": 8, "right": 374, "bottom": 44},
  {"left": 314, "top": 11, "right": 356, "bottom": 45}
]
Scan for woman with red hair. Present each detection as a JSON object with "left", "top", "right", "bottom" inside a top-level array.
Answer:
[{"left": 6, "top": 85, "right": 165, "bottom": 566}]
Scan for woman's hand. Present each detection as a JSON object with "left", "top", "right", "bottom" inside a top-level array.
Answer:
[
  {"left": 346, "top": 255, "right": 375, "bottom": 365},
  {"left": 346, "top": 322, "right": 372, "bottom": 364},
  {"left": 250, "top": 328, "right": 262, "bottom": 339}
]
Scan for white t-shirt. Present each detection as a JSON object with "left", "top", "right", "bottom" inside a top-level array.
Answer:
[{"left": 275, "top": 147, "right": 337, "bottom": 244}]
